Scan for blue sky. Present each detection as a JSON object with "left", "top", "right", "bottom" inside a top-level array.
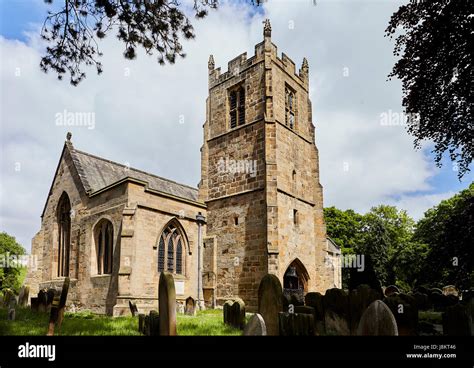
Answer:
[{"left": 0, "top": 0, "right": 472, "bottom": 250}]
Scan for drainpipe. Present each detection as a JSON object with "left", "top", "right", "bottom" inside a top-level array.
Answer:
[{"left": 196, "top": 212, "right": 206, "bottom": 310}]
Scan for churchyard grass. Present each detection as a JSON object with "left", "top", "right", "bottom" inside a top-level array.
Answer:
[{"left": 0, "top": 307, "right": 242, "bottom": 336}]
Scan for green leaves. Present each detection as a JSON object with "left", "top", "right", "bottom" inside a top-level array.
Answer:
[
  {"left": 0, "top": 232, "right": 26, "bottom": 293},
  {"left": 386, "top": 0, "right": 473, "bottom": 178}
]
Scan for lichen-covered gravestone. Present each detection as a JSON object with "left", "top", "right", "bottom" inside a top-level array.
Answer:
[
  {"left": 18, "top": 285, "right": 30, "bottom": 307},
  {"left": 243, "top": 313, "right": 267, "bottom": 336},
  {"left": 357, "top": 300, "right": 398, "bottom": 336},
  {"left": 37, "top": 289, "right": 48, "bottom": 313},
  {"left": 223, "top": 300, "right": 233, "bottom": 325},
  {"left": 258, "top": 274, "right": 283, "bottom": 336},
  {"left": 47, "top": 277, "right": 70, "bottom": 335},
  {"left": 384, "top": 285, "right": 400, "bottom": 297},
  {"left": 279, "top": 312, "right": 315, "bottom": 336},
  {"left": 384, "top": 293, "right": 418, "bottom": 336},
  {"left": 159, "top": 272, "right": 177, "bottom": 336}
]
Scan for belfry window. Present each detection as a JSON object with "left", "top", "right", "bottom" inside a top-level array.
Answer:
[
  {"left": 229, "top": 86, "right": 245, "bottom": 129},
  {"left": 157, "top": 222, "right": 186, "bottom": 275},
  {"left": 285, "top": 85, "right": 296, "bottom": 129}
]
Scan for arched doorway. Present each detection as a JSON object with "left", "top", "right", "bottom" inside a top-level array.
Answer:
[{"left": 283, "top": 259, "right": 309, "bottom": 303}]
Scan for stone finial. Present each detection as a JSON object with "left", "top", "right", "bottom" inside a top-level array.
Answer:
[
  {"left": 302, "top": 57, "right": 309, "bottom": 71},
  {"left": 263, "top": 19, "right": 271, "bottom": 38},
  {"left": 208, "top": 55, "right": 215, "bottom": 70},
  {"left": 66, "top": 132, "right": 72, "bottom": 141}
]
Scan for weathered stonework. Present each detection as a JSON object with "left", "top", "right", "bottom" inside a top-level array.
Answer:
[{"left": 25, "top": 20, "right": 340, "bottom": 316}]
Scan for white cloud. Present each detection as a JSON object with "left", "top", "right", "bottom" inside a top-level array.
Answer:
[{"left": 0, "top": 0, "right": 461, "bottom": 251}]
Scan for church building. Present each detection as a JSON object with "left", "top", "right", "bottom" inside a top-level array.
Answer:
[{"left": 26, "top": 20, "right": 341, "bottom": 315}]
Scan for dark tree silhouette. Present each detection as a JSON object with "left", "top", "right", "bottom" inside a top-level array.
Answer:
[
  {"left": 385, "top": 0, "right": 473, "bottom": 178},
  {"left": 40, "top": 0, "right": 219, "bottom": 85}
]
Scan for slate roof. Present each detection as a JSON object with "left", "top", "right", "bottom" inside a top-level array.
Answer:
[{"left": 69, "top": 145, "right": 199, "bottom": 202}]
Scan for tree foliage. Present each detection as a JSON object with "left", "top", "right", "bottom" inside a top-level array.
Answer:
[
  {"left": 385, "top": 0, "right": 473, "bottom": 178},
  {"left": 0, "top": 232, "right": 26, "bottom": 294},
  {"left": 40, "top": 0, "right": 219, "bottom": 85},
  {"left": 414, "top": 183, "right": 474, "bottom": 289}
]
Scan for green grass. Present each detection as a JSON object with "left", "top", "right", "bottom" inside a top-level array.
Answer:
[
  {"left": 418, "top": 311, "right": 442, "bottom": 324},
  {"left": 0, "top": 307, "right": 242, "bottom": 336}
]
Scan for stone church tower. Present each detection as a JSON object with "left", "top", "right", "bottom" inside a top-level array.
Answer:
[{"left": 199, "top": 20, "right": 340, "bottom": 310}]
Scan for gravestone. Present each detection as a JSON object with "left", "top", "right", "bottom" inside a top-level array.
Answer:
[
  {"left": 356, "top": 300, "right": 398, "bottom": 336},
  {"left": 279, "top": 312, "right": 315, "bottom": 336},
  {"left": 56, "top": 278, "right": 70, "bottom": 331},
  {"left": 384, "top": 293, "right": 418, "bottom": 336},
  {"left": 243, "top": 313, "right": 267, "bottom": 336},
  {"left": 442, "top": 304, "right": 472, "bottom": 336},
  {"left": 323, "top": 288, "right": 350, "bottom": 335},
  {"left": 47, "top": 277, "right": 70, "bottom": 335},
  {"left": 430, "top": 292, "right": 455, "bottom": 311},
  {"left": 2, "top": 289, "right": 15, "bottom": 308},
  {"left": 158, "top": 272, "right": 177, "bottom": 336},
  {"left": 8, "top": 308, "right": 16, "bottom": 321},
  {"left": 185, "top": 296, "right": 196, "bottom": 316},
  {"left": 305, "top": 292, "right": 325, "bottom": 335},
  {"left": 258, "top": 274, "right": 283, "bottom": 336},
  {"left": 138, "top": 313, "right": 146, "bottom": 334},
  {"left": 230, "top": 298, "right": 246, "bottom": 329},
  {"left": 431, "top": 288, "right": 443, "bottom": 295},
  {"left": 148, "top": 310, "right": 160, "bottom": 336},
  {"left": 410, "top": 292, "right": 430, "bottom": 311},
  {"left": 129, "top": 301, "right": 138, "bottom": 317},
  {"left": 384, "top": 285, "right": 400, "bottom": 297},
  {"left": 18, "top": 285, "right": 30, "bottom": 307},
  {"left": 442, "top": 285, "right": 459, "bottom": 297},
  {"left": 223, "top": 300, "right": 233, "bottom": 325},
  {"left": 37, "top": 289, "right": 48, "bottom": 313},
  {"left": 349, "top": 284, "right": 383, "bottom": 335},
  {"left": 30, "top": 297, "right": 39, "bottom": 312}
]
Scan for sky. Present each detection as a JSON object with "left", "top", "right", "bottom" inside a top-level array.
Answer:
[{"left": 0, "top": 0, "right": 472, "bottom": 252}]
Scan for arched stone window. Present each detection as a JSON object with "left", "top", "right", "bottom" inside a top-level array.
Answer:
[
  {"left": 157, "top": 221, "right": 186, "bottom": 275},
  {"left": 57, "top": 192, "right": 71, "bottom": 277},
  {"left": 94, "top": 219, "right": 114, "bottom": 275}
]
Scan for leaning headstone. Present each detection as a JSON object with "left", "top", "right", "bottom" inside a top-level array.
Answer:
[
  {"left": 230, "top": 298, "right": 246, "bottom": 329},
  {"left": 129, "top": 301, "right": 138, "bottom": 317},
  {"left": 279, "top": 312, "right": 315, "bottom": 336},
  {"left": 56, "top": 277, "right": 70, "bottom": 331},
  {"left": 384, "top": 293, "right": 418, "bottom": 336},
  {"left": 443, "top": 285, "right": 459, "bottom": 297},
  {"left": 185, "top": 296, "right": 196, "bottom": 316},
  {"left": 357, "top": 300, "right": 398, "bottom": 336},
  {"left": 443, "top": 304, "right": 472, "bottom": 336},
  {"left": 46, "top": 295, "right": 61, "bottom": 336},
  {"left": 243, "top": 313, "right": 267, "bottom": 336},
  {"left": 323, "top": 288, "right": 350, "bottom": 335},
  {"left": 158, "top": 272, "right": 177, "bottom": 336},
  {"left": 384, "top": 285, "right": 400, "bottom": 297},
  {"left": 258, "top": 274, "right": 283, "bottom": 336},
  {"left": 18, "top": 285, "right": 30, "bottom": 307},
  {"left": 2, "top": 289, "right": 15, "bottom": 308}
]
